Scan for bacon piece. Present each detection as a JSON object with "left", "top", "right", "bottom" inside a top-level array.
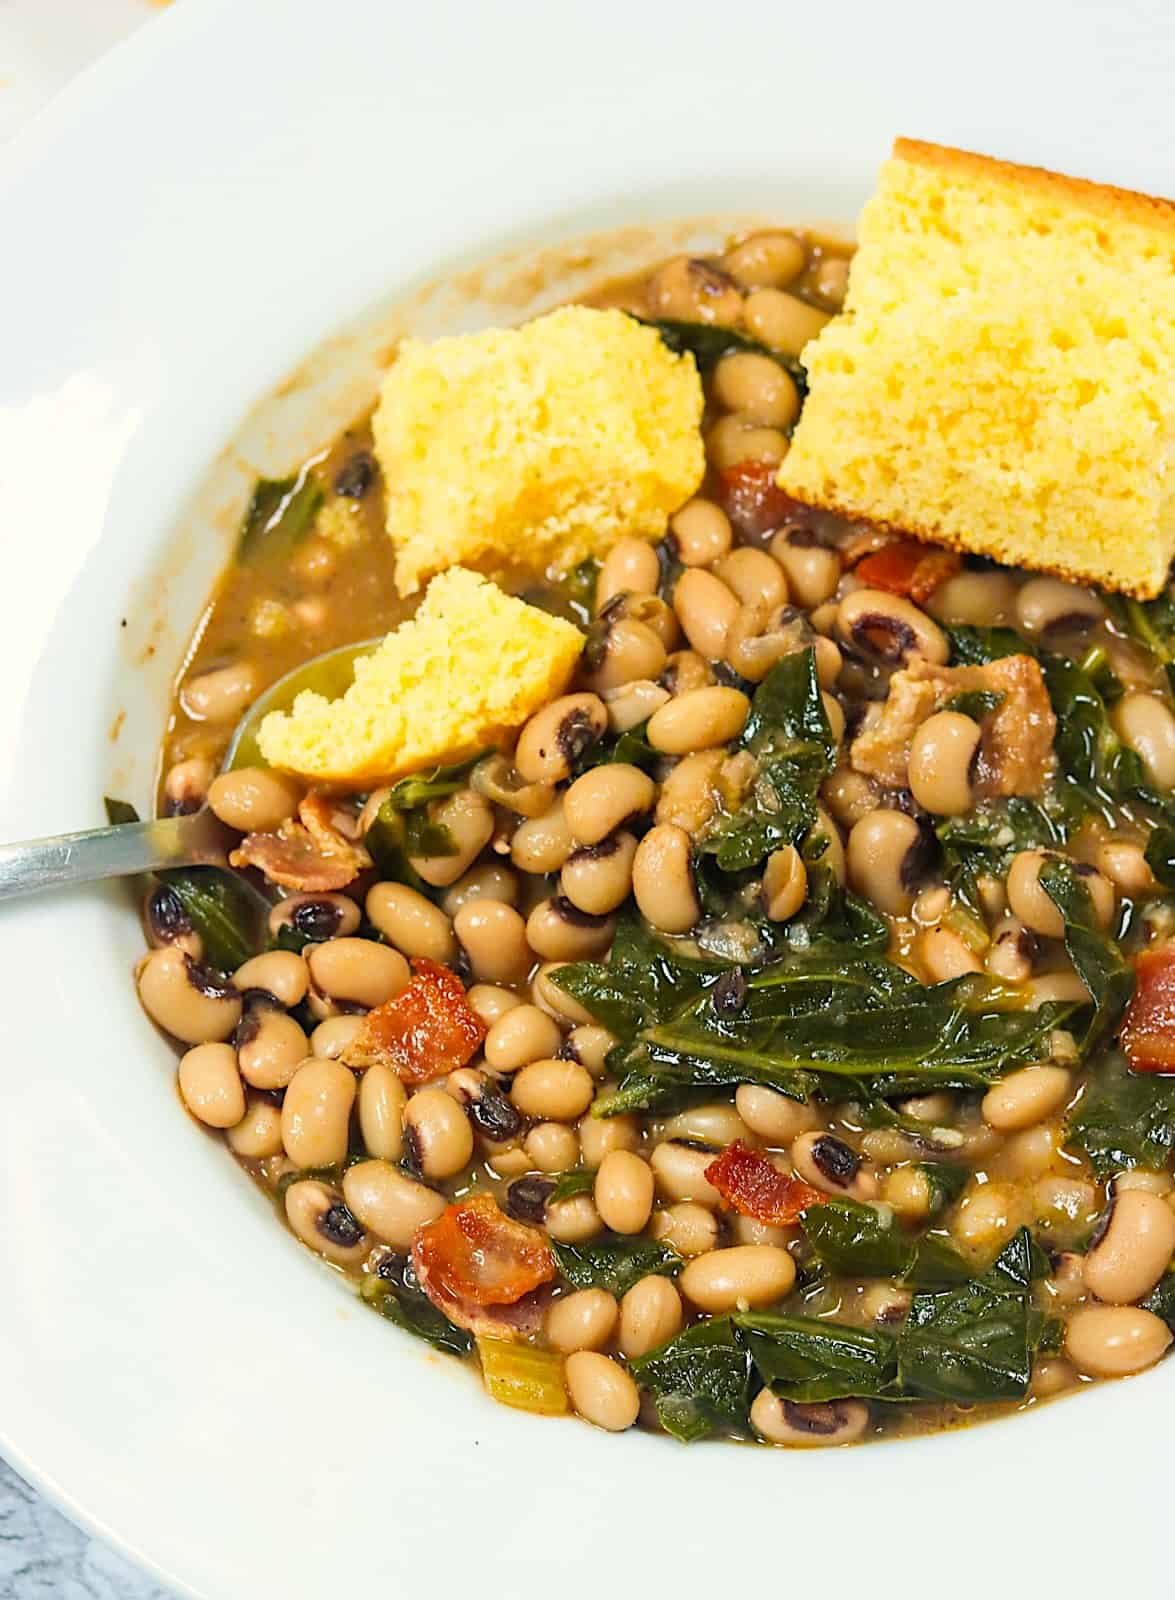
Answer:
[
  {"left": 853, "top": 540, "right": 961, "bottom": 605},
  {"left": 1121, "top": 946, "right": 1175, "bottom": 1073},
  {"left": 343, "top": 957, "right": 485, "bottom": 1082},
  {"left": 412, "top": 1195, "right": 557, "bottom": 1340},
  {"left": 705, "top": 1140, "right": 825, "bottom": 1226},
  {"left": 230, "top": 790, "right": 370, "bottom": 891},
  {"left": 717, "top": 461, "right": 810, "bottom": 538}
]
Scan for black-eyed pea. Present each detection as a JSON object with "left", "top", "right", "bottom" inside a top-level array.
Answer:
[
  {"left": 525, "top": 898, "right": 615, "bottom": 963},
  {"left": 226, "top": 1094, "right": 284, "bottom": 1158},
  {"left": 821, "top": 766, "right": 879, "bottom": 830},
  {"left": 734, "top": 1085, "right": 822, "bottom": 1144},
  {"left": 1113, "top": 692, "right": 1175, "bottom": 789},
  {"left": 545, "top": 1193, "right": 604, "bottom": 1243},
  {"left": 515, "top": 693, "right": 609, "bottom": 783},
  {"left": 925, "top": 568, "right": 1018, "bottom": 627},
  {"left": 660, "top": 1103, "right": 749, "bottom": 1148},
  {"left": 403, "top": 1087, "right": 475, "bottom": 1179},
  {"left": 357, "top": 1063, "right": 407, "bottom": 1162},
  {"left": 662, "top": 649, "right": 715, "bottom": 697},
  {"left": 1006, "top": 850, "right": 1114, "bottom": 939},
  {"left": 742, "top": 287, "right": 830, "bottom": 357},
  {"left": 670, "top": 498, "right": 732, "bottom": 567},
  {"left": 510, "top": 798, "right": 577, "bottom": 875},
  {"left": 233, "top": 950, "right": 309, "bottom": 1008},
  {"left": 484, "top": 1004, "right": 563, "bottom": 1075},
  {"left": 813, "top": 806, "right": 846, "bottom": 885},
  {"left": 770, "top": 528, "right": 842, "bottom": 609},
  {"left": 455, "top": 897, "right": 532, "bottom": 983},
  {"left": 560, "top": 831, "right": 638, "bottom": 916},
  {"left": 492, "top": 1145, "right": 534, "bottom": 1181},
  {"left": 762, "top": 845, "right": 808, "bottom": 922},
  {"left": 596, "top": 539, "right": 661, "bottom": 608},
  {"left": 306, "top": 938, "right": 409, "bottom": 1009},
  {"left": 632, "top": 824, "right": 700, "bottom": 935},
  {"left": 409, "top": 790, "right": 494, "bottom": 888},
  {"left": 655, "top": 750, "right": 725, "bottom": 834},
  {"left": 594, "top": 1150, "right": 654, "bottom": 1234},
  {"left": 511, "top": 1059, "right": 595, "bottom": 1122},
  {"left": 578, "top": 1111, "right": 639, "bottom": 1165},
  {"left": 1096, "top": 839, "right": 1156, "bottom": 897},
  {"left": 524, "top": 1122, "right": 580, "bottom": 1173},
  {"left": 791, "top": 1132, "right": 877, "bottom": 1200},
  {"left": 207, "top": 766, "right": 302, "bottom": 833},
  {"left": 650, "top": 1203, "right": 720, "bottom": 1257},
  {"left": 564, "top": 1351, "right": 640, "bottom": 1431},
  {"left": 618, "top": 1276, "right": 683, "bottom": 1360},
  {"left": 715, "top": 547, "right": 789, "bottom": 610},
  {"left": 1117, "top": 1169, "right": 1174, "bottom": 1196},
  {"left": 1083, "top": 1189, "right": 1175, "bottom": 1305},
  {"left": 907, "top": 712, "right": 982, "bottom": 817},
  {"left": 985, "top": 916, "right": 1036, "bottom": 983},
  {"left": 650, "top": 1139, "right": 723, "bottom": 1207},
  {"left": 268, "top": 892, "right": 360, "bottom": 943},
  {"left": 730, "top": 1216, "right": 792, "bottom": 1247},
  {"left": 366, "top": 882, "right": 455, "bottom": 963},
  {"left": 602, "top": 679, "right": 670, "bottom": 733},
  {"left": 180, "top": 660, "right": 259, "bottom": 724},
  {"left": 722, "top": 230, "right": 806, "bottom": 289},
  {"left": 836, "top": 588, "right": 948, "bottom": 668},
  {"left": 1030, "top": 1357, "right": 1078, "bottom": 1399},
  {"left": 237, "top": 1004, "right": 309, "bottom": 1090},
  {"left": 177, "top": 1042, "right": 246, "bottom": 1128},
  {"left": 750, "top": 1392, "right": 870, "bottom": 1446},
  {"left": 951, "top": 1181, "right": 1030, "bottom": 1259},
  {"left": 989, "top": 1122, "right": 1062, "bottom": 1181},
  {"left": 1015, "top": 576, "right": 1105, "bottom": 637},
  {"left": 546, "top": 1289, "right": 619, "bottom": 1354},
  {"left": 672, "top": 568, "right": 741, "bottom": 659},
  {"left": 584, "top": 617, "right": 667, "bottom": 692},
  {"left": 1024, "top": 972, "right": 1093, "bottom": 1007},
  {"left": 712, "top": 351, "right": 801, "bottom": 431},
  {"left": 137, "top": 947, "right": 242, "bottom": 1044},
  {"left": 646, "top": 686, "right": 749, "bottom": 754},
  {"left": 918, "top": 926, "right": 983, "bottom": 984},
  {"left": 648, "top": 255, "right": 743, "bottom": 325},
  {"left": 881, "top": 1167, "right": 933, "bottom": 1222},
  {"left": 163, "top": 755, "right": 215, "bottom": 814},
  {"left": 1065, "top": 1305, "right": 1172, "bottom": 1378},
  {"left": 705, "top": 414, "right": 788, "bottom": 471},
  {"left": 281, "top": 1059, "right": 356, "bottom": 1169},
  {"left": 342, "top": 1159, "right": 445, "bottom": 1249},
  {"left": 564, "top": 764, "right": 656, "bottom": 847},
  {"left": 441, "top": 862, "right": 521, "bottom": 915},
  {"left": 847, "top": 810, "right": 927, "bottom": 916},
  {"left": 143, "top": 883, "right": 203, "bottom": 960},
  {"left": 822, "top": 692, "right": 846, "bottom": 746},
  {"left": 310, "top": 1014, "right": 365, "bottom": 1060},
  {"left": 680, "top": 1245, "right": 796, "bottom": 1312},
  {"left": 285, "top": 1179, "right": 368, "bottom": 1265},
  {"left": 982, "top": 1066, "right": 1071, "bottom": 1132}
]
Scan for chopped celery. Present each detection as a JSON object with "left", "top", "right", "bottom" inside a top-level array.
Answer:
[{"left": 477, "top": 1338, "right": 568, "bottom": 1416}]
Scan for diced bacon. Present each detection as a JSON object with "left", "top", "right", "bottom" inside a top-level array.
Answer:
[
  {"left": 853, "top": 540, "right": 961, "bottom": 605},
  {"left": 704, "top": 1140, "right": 825, "bottom": 1226},
  {"left": 230, "top": 790, "right": 370, "bottom": 891},
  {"left": 1121, "top": 946, "right": 1175, "bottom": 1073},
  {"left": 343, "top": 957, "right": 485, "bottom": 1082},
  {"left": 412, "top": 1196, "right": 557, "bottom": 1340},
  {"left": 717, "top": 461, "right": 809, "bottom": 538}
]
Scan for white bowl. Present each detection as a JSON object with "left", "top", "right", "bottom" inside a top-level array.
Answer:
[{"left": 2, "top": 1, "right": 1173, "bottom": 1594}]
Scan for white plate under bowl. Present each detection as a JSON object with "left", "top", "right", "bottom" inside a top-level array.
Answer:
[{"left": 1, "top": 2, "right": 1173, "bottom": 1595}]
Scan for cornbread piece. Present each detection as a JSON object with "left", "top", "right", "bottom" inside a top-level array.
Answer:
[
  {"left": 256, "top": 568, "right": 584, "bottom": 787},
  {"left": 372, "top": 306, "right": 705, "bottom": 595},
  {"left": 780, "top": 139, "right": 1175, "bottom": 597}
]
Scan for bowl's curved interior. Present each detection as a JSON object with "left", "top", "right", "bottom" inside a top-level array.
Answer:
[{"left": 2, "top": 2, "right": 1175, "bottom": 1597}]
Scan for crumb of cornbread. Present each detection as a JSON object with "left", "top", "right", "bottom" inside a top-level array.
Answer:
[
  {"left": 256, "top": 568, "right": 585, "bottom": 787},
  {"left": 371, "top": 305, "right": 705, "bottom": 595},
  {"left": 779, "top": 138, "right": 1175, "bottom": 598}
]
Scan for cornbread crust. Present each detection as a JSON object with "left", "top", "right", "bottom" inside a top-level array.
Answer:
[{"left": 780, "top": 139, "right": 1175, "bottom": 598}]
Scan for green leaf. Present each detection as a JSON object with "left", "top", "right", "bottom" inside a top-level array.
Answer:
[
  {"left": 739, "top": 647, "right": 835, "bottom": 763},
  {"left": 552, "top": 1234, "right": 681, "bottom": 1298},
  {"left": 936, "top": 797, "right": 1065, "bottom": 916},
  {"left": 576, "top": 723, "right": 658, "bottom": 774},
  {"left": 944, "top": 624, "right": 1034, "bottom": 665},
  {"left": 1145, "top": 824, "right": 1175, "bottom": 891},
  {"left": 103, "top": 796, "right": 140, "bottom": 826},
  {"left": 158, "top": 866, "right": 268, "bottom": 972},
  {"left": 940, "top": 689, "right": 1005, "bottom": 721},
  {"left": 363, "top": 755, "right": 483, "bottom": 885},
  {"left": 800, "top": 1198, "right": 972, "bottom": 1287},
  {"left": 736, "top": 1312, "right": 898, "bottom": 1402},
  {"left": 361, "top": 1264, "right": 472, "bottom": 1357},
  {"left": 555, "top": 912, "right": 722, "bottom": 1040},
  {"left": 237, "top": 470, "right": 324, "bottom": 564},
  {"left": 1066, "top": 1050, "right": 1175, "bottom": 1176},
  {"left": 917, "top": 1160, "right": 970, "bottom": 1216},
  {"left": 630, "top": 1316, "right": 753, "bottom": 1440},
  {"left": 1039, "top": 857, "right": 1134, "bottom": 1050},
  {"left": 638, "top": 316, "right": 807, "bottom": 396},
  {"left": 547, "top": 1168, "right": 597, "bottom": 1204},
  {"left": 1103, "top": 591, "right": 1175, "bottom": 698},
  {"left": 1143, "top": 1270, "right": 1175, "bottom": 1331}
]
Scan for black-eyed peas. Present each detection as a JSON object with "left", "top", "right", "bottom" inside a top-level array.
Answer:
[
  {"left": 441, "top": 862, "right": 521, "bottom": 914},
  {"left": 560, "top": 831, "right": 638, "bottom": 916},
  {"left": 563, "top": 1024, "right": 619, "bottom": 1077},
  {"left": 846, "top": 809, "right": 926, "bottom": 917},
  {"left": 546, "top": 1289, "right": 618, "bottom": 1354},
  {"left": 982, "top": 1066, "right": 1071, "bottom": 1133},
  {"left": 761, "top": 845, "right": 807, "bottom": 922},
  {"left": 366, "top": 882, "right": 455, "bottom": 963},
  {"left": 530, "top": 963, "right": 596, "bottom": 1026},
  {"left": 722, "top": 230, "right": 806, "bottom": 289},
  {"left": 1006, "top": 850, "right": 1114, "bottom": 939},
  {"left": 632, "top": 823, "right": 700, "bottom": 934},
  {"left": 281, "top": 1058, "right": 356, "bottom": 1168},
  {"left": 646, "top": 686, "right": 749, "bottom": 754},
  {"left": 341, "top": 1159, "right": 445, "bottom": 1250},
  {"left": 650, "top": 1202, "right": 721, "bottom": 1257},
  {"left": 880, "top": 1166, "right": 933, "bottom": 1222},
  {"left": 545, "top": 1193, "right": 604, "bottom": 1243},
  {"left": 660, "top": 1103, "right": 750, "bottom": 1147},
  {"left": 672, "top": 568, "right": 740, "bottom": 658},
  {"left": 715, "top": 547, "right": 789, "bottom": 610},
  {"left": 655, "top": 750, "right": 724, "bottom": 834},
  {"left": 578, "top": 1111, "right": 639, "bottom": 1165},
  {"left": 596, "top": 538, "right": 661, "bottom": 608},
  {"left": 712, "top": 352, "right": 801, "bottom": 432},
  {"left": 306, "top": 938, "right": 409, "bottom": 1009},
  {"left": 734, "top": 1084, "right": 822, "bottom": 1144},
  {"left": 511, "top": 1058, "right": 595, "bottom": 1122},
  {"left": 514, "top": 693, "right": 608, "bottom": 784},
  {"left": 233, "top": 950, "right": 309, "bottom": 1008},
  {"left": 750, "top": 1392, "right": 870, "bottom": 1447},
  {"left": 268, "top": 892, "right": 360, "bottom": 942},
  {"left": 907, "top": 711, "right": 982, "bottom": 816},
  {"left": 680, "top": 1244, "right": 797, "bottom": 1312},
  {"left": 180, "top": 660, "right": 260, "bottom": 724},
  {"left": 836, "top": 588, "right": 949, "bottom": 667},
  {"left": 310, "top": 1014, "right": 365, "bottom": 1059},
  {"left": 1113, "top": 692, "right": 1175, "bottom": 789},
  {"left": 285, "top": 1179, "right": 369, "bottom": 1266},
  {"left": 465, "top": 983, "right": 522, "bottom": 1027},
  {"left": 605, "top": 592, "right": 680, "bottom": 651},
  {"left": 821, "top": 765, "right": 879, "bottom": 829},
  {"left": 706, "top": 416, "right": 789, "bottom": 472},
  {"left": 917, "top": 925, "right": 982, "bottom": 984},
  {"left": 769, "top": 528, "right": 841, "bottom": 609},
  {"left": 618, "top": 1276, "right": 683, "bottom": 1360},
  {"left": 951, "top": 1182, "right": 1028, "bottom": 1259},
  {"left": 469, "top": 753, "right": 556, "bottom": 819},
  {"left": 661, "top": 649, "right": 715, "bottom": 696},
  {"left": 144, "top": 884, "right": 202, "bottom": 959},
  {"left": 584, "top": 616, "right": 667, "bottom": 692},
  {"left": 985, "top": 915, "right": 1036, "bottom": 983},
  {"left": 602, "top": 678, "right": 670, "bottom": 732},
  {"left": 1065, "top": 1306, "right": 1172, "bottom": 1378},
  {"left": 403, "top": 1087, "right": 475, "bottom": 1179},
  {"left": 236, "top": 1002, "right": 310, "bottom": 1090},
  {"left": 1096, "top": 839, "right": 1155, "bottom": 897},
  {"left": 647, "top": 255, "right": 743, "bottom": 326},
  {"left": 742, "top": 287, "right": 829, "bottom": 356},
  {"left": 926, "top": 568, "right": 1018, "bottom": 626},
  {"left": 163, "top": 755, "right": 215, "bottom": 814},
  {"left": 523, "top": 1122, "right": 580, "bottom": 1172},
  {"left": 650, "top": 1139, "right": 724, "bottom": 1207},
  {"left": 454, "top": 897, "right": 532, "bottom": 982},
  {"left": 178, "top": 1042, "right": 246, "bottom": 1128},
  {"left": 226, "top": 1094, "right": 284, "bottom": 1159},
  {"left": 409, "top": 789, "right": 494, "bottom": 887},
  {"left": 564, "top": 763, "right": 656, "bottom": 846},
  {"left": 791, "top": 1132, "right": 878, "bottom": 1200},
  {"left": 670, "top": 498, "right": 732, "bottom": 567},
  {"left": 510, "top": 797, "right": 576, "bottom": 874},
  {"left": 565, "top": 1350, "right": 641, "bottom": 1432},
  {"left": 1082, "top": 1190, "right": 1175, "bottom": 1305},
  {"left": 484, "top": 1004, "right": 563, "bottom": 1075},
  {"left": 525, "top": 897, "right": 615, "bottom": 962},
  {"left": 1014, "top": 575, "right": 1104, "bottom": 637},
  {"left": 356, "top": 1063, "right": 407, "bottom": 1162},
  {"left": 594, "top": 1150, "right": 655, "bottom": 1234},
  {"left": 137, "top": 947, "right": 242, "bottom": 1044},
  {"left": 206, "top": 766, "right": 302, "bottom": 833},
  {"left": 724, "top": 601, "right": 805, "bottom": 683}
]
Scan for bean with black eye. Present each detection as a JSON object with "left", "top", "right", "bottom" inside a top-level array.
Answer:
[
  {"left": 846, "top": 809, "right": 928, "bottom": 916},
  {"left": 409, "top": 790, "right": 494, "bottom": 888},
  {"left": 646, "top": 686, "right": 749, "bottom": 754},
  {"left": 596, "top": 537, "right": 661, "bottom": 608},
  {"left": 226, "top": 1093, "right": 285, "bottom": 1158},
  {"left": 207, "top": 766, "right": 302, "bottom": 833},
  {"left": 453, "top": 897, "right": 532, "bottom": 983},
  {"left": 447, "top": 1067, "right": 525, "bottom": 1143},
  {"left": 584, "top": 617, "right": 667, "bottom": 693},
  {"left": 601, "top": 591, "right": 680, "bottom": 651},
  {"left": 137, "top": 947, "right": 242, "bottom": 1044},
  {"left": 511, "top": 797, "right": 576, "bottom": 875},
  {"left": 791, "top": 1131, "right": 878, "bottom": 1199},
  {"left": 735, "top": 1085, "right": 821, "bottom": 1144},
  {"left": 357, "top": 1062, "right": 407, "bottom": 1161},
  {"left": 163, "top": 756, "right": 215, "bottom": 815},
  {"left": 236, "top": 1000, "right": 310, "bottom": 1090},
  {"left": 602, "top": 678, "right": 670, "bottom": 732},
  {"left": 672, "top": 568, "right": 741, "bottom": 659},
  {"left": 1114, "top": 692, "right": 1175, "bottom": 790},
  {"left": 562, "top": 1024, "right": 619, "bottom": 1077},
  {"left": 836, "top": 588, "right": 948, "bottom": 667},
  {"left": 1083, "top": 1189, "right": 1175, "bottom": 1305},
  {"left": 307, "top": 939, "right": 409, "bottom": 1009},
  {"left": 661, "top": 650, "right": 715, "bottom": 696},
  {"left": 485, "top": 1005, "right": 563, "bottom": 1075},
  {"left": 285, "top": 1179, "right": 370, "bottom": 1265},
  {"left": 1015, "top": 576, "right": 1104, "bottom": 637},
  {"left": 233, "top": 950, "right": 309, "bottom": 1008},
  {"left": 770, "top": 527, "right": 841, "bottom": 609},
  {"left": 907, "top": 711, "right": 982, "bottom": 817},
  {"left": 144, "top": 883, "right": 202, "bottom": 959},
  {"left": 526, "top": 898, "right": 615, "bottom": 962},
  {"left": 660, "top": 1103, "right": 750, "bottom": 1147},
  {"left": 268, "top": 892, "right": 360, "bottom": 942},
  {"left": 469, "top": 754, "right": 555, "bottom": 820},
  {"left": 310, "top": 1014, "right": 365, "bottom": 1059},
  {"left": 633, "top": 824, "right": 700, "bottom": 935},
  {"left": 505, "top": 1175, "right": 556, "bottom": 1224},
  {"left": 762, "top": 845, "right": 808, "bottom": 922},
  {"left": 1006, "top": 850, "right": 1114, "bottom": 939},
  {"left": 178, "top": 1042, "right": 246, "bottom": 1128},
  {"left": 918, "top": 925, "right": 982, "bottom": 984},
  {"left": 560, "top": 831, "right": 638, "bottom": 916},
  {"left": 564, "top": 763, "right": 656, "bottom": 846},
  {"left": 647, "top": 255, "right": 742, "bottom": 326},
  {"left": 281, "top": 1058, "right": 356, "bottom": 1168},
  {"left": 650, "top": 1139, "right": 723, "bottom": 1207},
  {"left": 670, "top": 498, "right": 732, "bottom": 567},
  {"left": 403, "top": 1086, "right": 475, "bottom": 1179},
  {"left": 985, "top": 914, "right": 1036, "bottom": 983},
  {"left": 724, "top": 601, "right": 810, "bottom": 683},
  {"left": 751, "top": 1393, "right": 870, "bottom": 1447},
  {"left": 342, "top": 1160, "right": 444, "bottom": 1250},
  {"left": 514, "top": 693, "right": 608, "bottom": 784}
]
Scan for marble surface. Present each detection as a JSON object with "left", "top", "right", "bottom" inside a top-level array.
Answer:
[{"left": 0, "top": 15, "right": 177, "bottom": 1594}]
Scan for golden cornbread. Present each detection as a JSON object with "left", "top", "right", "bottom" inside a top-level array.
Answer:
[
  {"left": 256, "top": 568, "right": 584, "bottom": 786},
  {"left": 372, "top": 305, "right": 705, "bottom": 595},
  {"left": 780, "top": 139, "right": 1175, "bottom": 598}
]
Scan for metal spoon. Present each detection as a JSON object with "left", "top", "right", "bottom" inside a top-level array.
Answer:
[{"left": 0, "top": 638, "right": 378, "bottom": 902}]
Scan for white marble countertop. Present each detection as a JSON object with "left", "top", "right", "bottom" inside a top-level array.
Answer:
[{"left": 0, "top": 7, "right": 177, "bottom": 1591}]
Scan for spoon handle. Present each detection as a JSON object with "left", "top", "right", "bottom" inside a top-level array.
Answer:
[{"left": 0, "top": 810, "right": 228, "bottom": 901}]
